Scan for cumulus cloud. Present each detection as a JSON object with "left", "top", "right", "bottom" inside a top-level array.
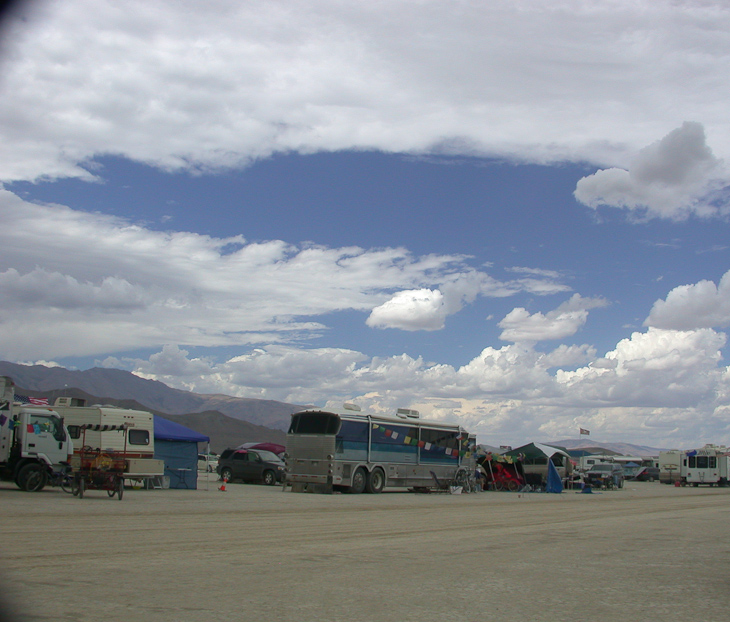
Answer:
[
  {"left": 498, "top": 294, "right": 608, "bottom": 342},
  {"left": 2, "top": 2, "right": 730, "bottom": 182},
  {"left": 128, "top": 324, "right": 730, "bottom": 448},
  {"left": 367, "top": 289, "right": 448, "bottom": 331},
  {"left": 575, "top": 122, "right": 729, "bottom": 219},
  {"left": 645, "top": 270, "right": 730, "bottom": 330}
]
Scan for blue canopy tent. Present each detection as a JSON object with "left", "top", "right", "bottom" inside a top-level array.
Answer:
[{"left": 153, "top": 416, "right": 210, "bottom": 490}]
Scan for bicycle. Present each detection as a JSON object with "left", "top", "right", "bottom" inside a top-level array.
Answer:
[{"left": 48, "top": 464, "right": 74, "bottom": 494}]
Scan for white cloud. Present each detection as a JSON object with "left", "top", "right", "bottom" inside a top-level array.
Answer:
[
  {"left": 645, "top": 270, "right": 730, "bottom": 330},
  {"left": 575, "top": 122, "right": 729, "bottom": 219},
  {"left": 2, "top": 2, "right": 730, "bottom": 182},
  {"left": 128, "top": 324, "right": 730, "bottom": 449},
  {"left": 498, "top": 294, "right": 607, "bottom": 342},
  {"left": 367, "top": 289, "right": 447, "bottom": 331},
  {"left": 0, "top": 189, "right": 566, "bottom": 359}
]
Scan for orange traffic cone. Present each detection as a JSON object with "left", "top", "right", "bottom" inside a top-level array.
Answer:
[{"left": 219, "top": 476, "right": 228, "bottom": 492}]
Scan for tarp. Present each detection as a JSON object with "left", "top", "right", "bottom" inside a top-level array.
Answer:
[
  {"left": 153, "top": 416, "right": 209, "bottom": 489},
  {"left": 546, "top": 459, "right": 564, "bottom": 493},
  {"left": 236, "top": 441, "right": 285, "bottom": 455},
  {"left": 154, "top": 416, "right": 209, "bottom": 443},
  {"left": 503, "top": 442, "right": 571, "bottom": 461}
]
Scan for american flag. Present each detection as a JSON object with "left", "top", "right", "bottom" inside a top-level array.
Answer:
[{"left": 15, "top": 394, "right": 50, "bottom": 406}]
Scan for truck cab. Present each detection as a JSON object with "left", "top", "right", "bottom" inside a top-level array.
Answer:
[{"left": 0, "top": 375, "right": 73, "bottom": 491}]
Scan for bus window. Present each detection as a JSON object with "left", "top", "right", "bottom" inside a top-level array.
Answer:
[
  {"left": 289, "top": 412, "right": 341, "bottom": 435},
  {"left": 336, "top": 419, "right": 369, "bottom": 460}
]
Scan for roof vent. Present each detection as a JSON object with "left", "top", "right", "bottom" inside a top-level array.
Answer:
[
  {"left": 343, "top": 403, "right": 361, "bottom": 412},
  {"left": 396, "top": 408, "right": 419, "bottom": 419}
]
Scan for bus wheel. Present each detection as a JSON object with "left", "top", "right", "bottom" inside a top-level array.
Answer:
[
  {"left": 366, "top": 468, "right": 385, "bottom": 494},
  {"left": 348, "top": 468, "right": 366, "bottom": 494}
]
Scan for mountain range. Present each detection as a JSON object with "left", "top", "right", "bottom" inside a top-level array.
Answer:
[
  {"left": 0, "top": 360, "right": 666, "bottom": 457},
  {"left": 0, "top": 361, "right": 295, "bottom": 453}
]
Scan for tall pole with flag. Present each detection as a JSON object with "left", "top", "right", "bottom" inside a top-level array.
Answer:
[{"left": 579, "top": 428, "right": 590, "bottom": 438}]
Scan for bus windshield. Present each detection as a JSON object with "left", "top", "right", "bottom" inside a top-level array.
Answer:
[{"left": 288, "top": 411, "right": 341, "bottom": 435}]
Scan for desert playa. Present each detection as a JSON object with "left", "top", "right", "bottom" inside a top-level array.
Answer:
[{"left": 1, "top": 478, "right": 728, "bottom": 622}]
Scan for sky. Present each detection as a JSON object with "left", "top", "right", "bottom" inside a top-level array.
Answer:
[{"left": 1, "top": 0, "right": 730, "bottom": 449}]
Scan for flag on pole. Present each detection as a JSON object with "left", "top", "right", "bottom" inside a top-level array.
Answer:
[{"left": 579, "top": 428, "right": 590, "bottom": 436}]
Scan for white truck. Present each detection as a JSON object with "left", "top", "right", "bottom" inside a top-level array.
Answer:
[
  {"left": 0, "top": 376, "right": 73, "bottom": 491},
  {"left": 680, "top": 444, "right": 730, "bottom": 486}
]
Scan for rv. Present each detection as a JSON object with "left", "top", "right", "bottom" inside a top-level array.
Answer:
[
  {"left": 680, "top": 444, "right": 730, "bottom": 487},
  {"left": 50, "top": 397, "right": 164, "bottom": 479}
]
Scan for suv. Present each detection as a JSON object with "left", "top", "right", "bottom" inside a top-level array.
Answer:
[
  {"left": 216, "top": 448, "right": 285, "bottom": 486},
  {"left": 585, "top": 463, "right": 625, "bottom": 489}
]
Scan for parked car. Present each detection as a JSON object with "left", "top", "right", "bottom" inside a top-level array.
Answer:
[
  {"left": 216, "top": 448, "right": 285, "bottom": 485},
  {"left": 585, "top": 463, "right": 625, "bottom": 489},
  {"left": 633, "top": 466, "right": 660, "bottom": 482},
  {"left": 198, "top": 453, "right": 218, "bottom": 472}
]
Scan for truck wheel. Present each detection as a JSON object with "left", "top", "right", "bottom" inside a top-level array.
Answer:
[
  {"left": 78, "top": 477, "right": 85, "bottom": 499},
  {"left": 117, "top": 478, "right": 124, "bottom": 500},
  {"left": 220, "top": 467, "right": 233, "bottom": 482},
  {"left": 18, "top": 463, "right": 48, "bottom": 492}
]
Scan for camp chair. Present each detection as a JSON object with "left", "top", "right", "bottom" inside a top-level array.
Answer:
[{"left": 429, "top": 471, "right": 452, "bottom": 493}]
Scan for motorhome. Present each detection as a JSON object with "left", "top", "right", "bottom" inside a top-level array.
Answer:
[{"left": 51, "top": 397, "right": 164, "bottom": 479}]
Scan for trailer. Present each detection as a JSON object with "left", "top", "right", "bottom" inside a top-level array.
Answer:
[
  {"left": 680, "top": 444, "right": 730, "bottom": 486},
  {"left": 658, "top": 449, "right": 683, "bottom": 484}
]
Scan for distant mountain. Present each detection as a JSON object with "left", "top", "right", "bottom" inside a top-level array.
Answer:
[
  {"left": 550, "top": 438, "right": 669, "bottom": 457},
  {"left": 0, "top": 361, "right": 303, "bottom": 432}
]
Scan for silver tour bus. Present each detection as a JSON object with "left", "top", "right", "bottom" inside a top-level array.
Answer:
[{"left": 284, "top": 405, "right": 476, "bottom": 493}]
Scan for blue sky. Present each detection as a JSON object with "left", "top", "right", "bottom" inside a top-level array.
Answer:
[{"left": 2, "top": 1, "right": 730, "bottom": 448}]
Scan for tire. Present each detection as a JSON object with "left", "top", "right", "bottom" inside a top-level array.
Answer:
[
  {"left": 365, "top": 468, "right": 385, "bottom": 494},
  {"left": 262, "top": 470, "right": 277, "bottom": 486},
  {"left": 220, "top": 467, "right": 233, "bottom": 482},
  {"left": 117, "top": 478, "right": 124, "bottom": 500},
  {"left": 347, "top": 467, "right": 367, "bottom": 494},
  {"left": 506, "top": 480, "right": 520, "bottom": 492},
  {"left": 78, "top": 477, "right": 85, "bottom": 499},
  {"left": 60, "top": 477, "right": 73, "bottom": 494},
  {"left": 18, "top": 463, "right": 48, "bottom": 492},
  {"left": 107, "top": 488, "right": 116, "bottom": 498}
]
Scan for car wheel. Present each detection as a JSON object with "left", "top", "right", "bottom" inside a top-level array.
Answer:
[
  {"left": 220, "top": 467, "right": 233, "bottom": 482},
  {"left": 365, "top": 468, "right": 385, "bottom": 494},
  {"left": 262, "top": 470, "right": 277, "bottom": 486}
]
